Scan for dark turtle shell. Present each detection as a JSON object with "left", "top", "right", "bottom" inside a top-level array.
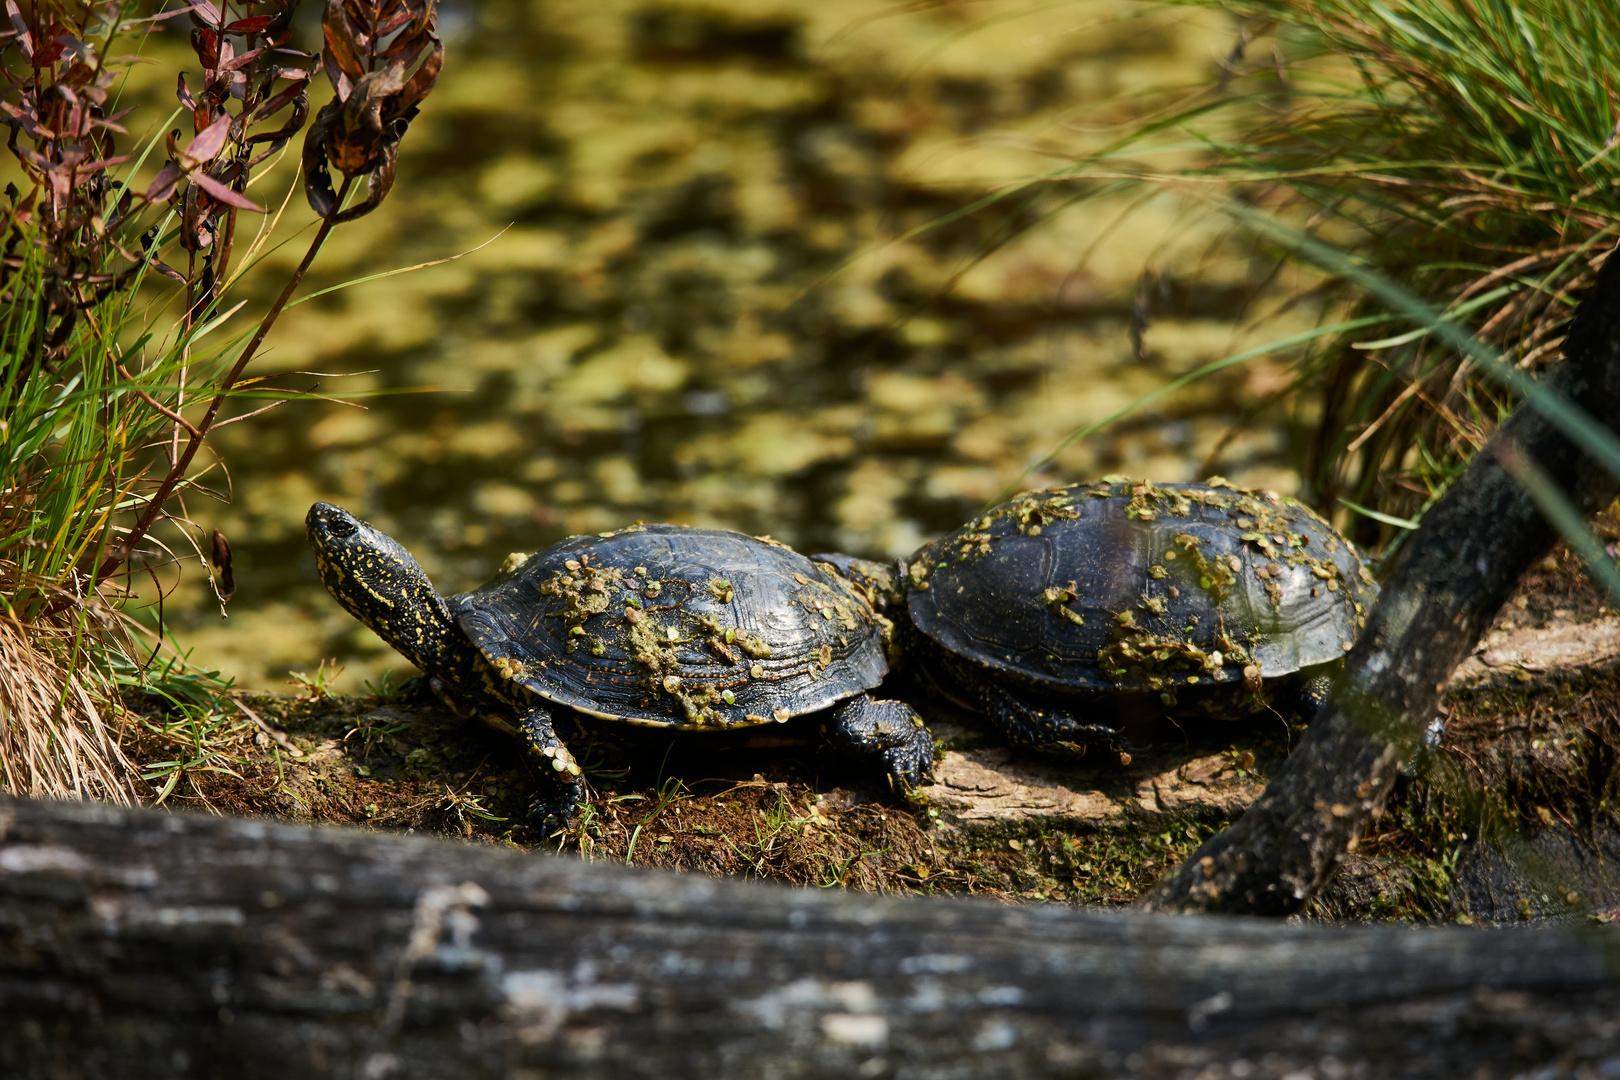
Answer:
[
  {"left": 447, "top": 524, "right": 888, "bottom": 728},
  {"left": 906, "top": 480, "right": 1376, "bottom": 694}
]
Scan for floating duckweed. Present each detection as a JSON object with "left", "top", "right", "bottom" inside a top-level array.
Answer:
[
  {"left": 818, "top": 643, "right": 832, "bottom": 668},
  {"left": 500, "top": 552, "right": 530, "bottom": 573},
  {"left": 644, "top": 580, "right": 662, "bottom": 598},
  {"left": 722, "top": 689, "right": 736, "bottom": 704},
  {"left": 724, "top": 627, "right": 736, "bottom": 643},
  {"left": 708, "top": 578, "right": 734, "bottom": 603},
  {"left": 792, "top": 573, "right": 808, "bottom": 585},
  {"left": 1148, "top": 565, "right": 1168, "bottom": 579},
  {"left": 569, "top": 625, "right": 585, "bottom": 636},
  {"left": 1143, "top": 596, "right": 1167, "bottom": 615},
  {"left": 749, "top": 663, "right": 765, "bottom": 679},
  {"left": 590, "top": 642, "right": 605, "bottom": 656},
  {"left": 739, "top": 633, "right": 772, "bottom": 658},
  {"left": 564, "top": 560, "right": 580, "bottom": 571},
  {"left": 773, "top": 708, "right": 790, "bottom": 722},
  {"left": 663, "top": 675, "right": 682, "bottom": 693}
]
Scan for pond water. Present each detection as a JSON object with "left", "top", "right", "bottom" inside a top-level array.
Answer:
[{"left": 149, "top": 0, "right": 1325, "bottom": 693}]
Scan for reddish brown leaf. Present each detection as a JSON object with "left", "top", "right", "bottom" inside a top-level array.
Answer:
[
  {"left": 145, "top": 162, "right": 182, "bottom": 202},
  {"left": 398, "top": 37, "right": 441, "bottom": 114},
  {"left": 221, "top": 46, "right": 265, "bottom": 73},
  {"left": 210, "top": 529, "right": 236, "bottom": 603},
  {"left": 191, "top": 171, "right": 263, "bottom": 212},
  {"left": 321, "top": 1, "right": 365, "bottom": 84},
  {"left": 175, "top": 72, "right": 197, "bottom": 110},
  {"left": 181, "top": 111, "right": 232, "bottom": 167},
  {"left": 224, "top": 15, "right": 274, "bottom": 33},
  {"left": 150, "top": 258, "right": 188, "bottom": 283},
  {"left": 73, "top": 154, "right": 132, "bottom": 175},
  {"left": 32, "top": 37, "right": 65, "bottom": 67}
]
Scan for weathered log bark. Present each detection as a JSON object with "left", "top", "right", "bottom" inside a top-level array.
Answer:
[
  {"left": 2, "top": 795, "right": 1619, "bottom": 1079},
  {"left": 1143, "top": 245, "right": 1620, "bottom": 915}
]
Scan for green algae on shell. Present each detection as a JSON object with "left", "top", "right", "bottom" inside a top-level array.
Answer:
[
  {"left": 906, "top": 479, "right": 1377, "bottom": 695},
  {"left": 454, "top": 524, "right": 892, "bottom": 730}
]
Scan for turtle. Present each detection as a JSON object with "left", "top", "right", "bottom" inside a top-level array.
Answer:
[
  {"left": 818, "top": 478, "right": 1377, "bottom": 761},
  {"left": 305, "top": 503, "right": 935, "bottom": 831}
]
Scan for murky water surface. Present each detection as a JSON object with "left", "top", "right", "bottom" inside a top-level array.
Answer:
[{"left": 150, "top": 0, "right": 1323, "bottom": 692}]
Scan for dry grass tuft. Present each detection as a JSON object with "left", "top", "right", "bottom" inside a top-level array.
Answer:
[{"left": 0, "top": 611, "right": 135, "bottom": 805}]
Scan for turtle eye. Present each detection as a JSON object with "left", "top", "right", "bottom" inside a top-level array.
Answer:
[{"left": 328, "top": 517, "right": 358, "bottom": 539}]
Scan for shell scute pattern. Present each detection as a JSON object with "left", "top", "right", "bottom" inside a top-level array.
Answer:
[
  {"left": 907, "top": 480, "right": 1376, "bottom": 696},
  {"left": 448, "top": 525, "right": 888, "bottom": 729}
]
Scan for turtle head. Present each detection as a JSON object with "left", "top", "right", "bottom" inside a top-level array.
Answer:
[{"left": 306, "top": 502, "right": 460, "bottom": 673}]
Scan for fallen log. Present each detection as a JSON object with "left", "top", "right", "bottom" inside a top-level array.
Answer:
[
  {"left": 1144, "top": 243, "right": 1620, "bottom": 916},
  {"left": 2, "top": 795, "right": 1618, "bottom": 1079}
]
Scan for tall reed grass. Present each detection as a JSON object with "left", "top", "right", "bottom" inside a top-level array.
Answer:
[{"left": 1034, "top": 0, "right": 1620, "bottom": 543}]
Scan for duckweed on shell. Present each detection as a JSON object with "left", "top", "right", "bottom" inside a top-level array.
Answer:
[{"left": 907, "top": 479, "right": 1377, "bottom": 707}]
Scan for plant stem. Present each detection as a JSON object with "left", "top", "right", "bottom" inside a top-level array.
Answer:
[{"left": 95, "top": 176, "right": 354, "bottom": 584}]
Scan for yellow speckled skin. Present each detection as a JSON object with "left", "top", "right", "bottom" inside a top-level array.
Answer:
[{"left": 306, "top": 503, "right": 584, "bottom": 786}]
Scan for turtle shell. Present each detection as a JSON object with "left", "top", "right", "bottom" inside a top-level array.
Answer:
[
  {"left": 447, "top": 525, "right": 887, "bottom": 728},
  {"left": 906, "top": 480, "right": 1377, "bottom": 693}
]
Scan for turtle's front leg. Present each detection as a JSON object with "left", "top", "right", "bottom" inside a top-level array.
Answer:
[
  {"left": 977, "top": 681, "right": 1134, "bottom": 764},
  {"left": 824, "top": 695, "right": 935, "bottom": 790},
  {"left": 519, "top": 704, "right": 587, "bottom": 836}
]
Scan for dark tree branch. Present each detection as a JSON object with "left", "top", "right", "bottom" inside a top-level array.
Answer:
[
  {"left": 1, "top": 795, "right": 1619, "bottom": 1079},
  {"left": 1142, "top": 244, "right": 1620, "bottom": 915}
]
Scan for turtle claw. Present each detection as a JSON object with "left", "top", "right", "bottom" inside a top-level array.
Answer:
[
  {"left": 528, "top": 775, "right": 588, "bottom": 838},
  {"left": 827, "top": 695, "right": 936, "bottom": 789}
]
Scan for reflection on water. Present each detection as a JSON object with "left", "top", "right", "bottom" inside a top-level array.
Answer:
[{"left": 155, "top": 0, "right": 1324, "bottom": 692}]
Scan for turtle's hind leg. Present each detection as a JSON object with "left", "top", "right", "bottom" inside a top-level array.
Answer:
[
  {"left": 979, "top": 681, "right": 1134, "bottom": 765},
  {"left": 825, "top": 695, "right": 935, "bottom": 790},
  {"left": 520, "top": 705, "right": 588, "bottom": 836}
]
